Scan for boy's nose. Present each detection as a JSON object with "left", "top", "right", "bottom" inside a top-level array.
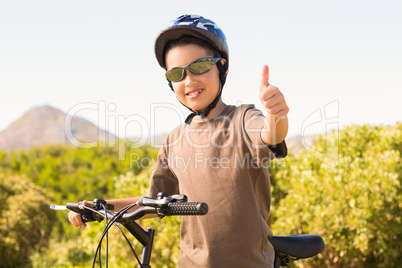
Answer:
[{"left": 183, "top": 69, "right": 198, "bottom": 86}]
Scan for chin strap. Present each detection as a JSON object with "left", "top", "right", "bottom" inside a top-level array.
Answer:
[{"left": 168, "top": 60, "right": 228, "bottom": 124}]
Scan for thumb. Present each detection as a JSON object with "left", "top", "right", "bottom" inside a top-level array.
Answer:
[{"left": 260, "top": 65, "right": 270, "bottom": 88}]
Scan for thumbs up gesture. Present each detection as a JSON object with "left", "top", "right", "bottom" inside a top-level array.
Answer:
[
  {"left": 260, "top": 65, "right": 289, "bottom": 118},
  {"left": 259, "top": 65, "right": 289, "bottom": 145}
]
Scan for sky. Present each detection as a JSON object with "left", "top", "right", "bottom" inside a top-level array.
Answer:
[{"left": 1, "top": 0, "right": 401, "bottom": 143}]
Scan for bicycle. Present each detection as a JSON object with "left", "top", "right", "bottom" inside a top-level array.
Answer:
[{"left": 51, "top": 192, "right": 325, "bottom": 268}]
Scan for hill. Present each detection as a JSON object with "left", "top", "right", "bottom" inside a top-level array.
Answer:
[{"left": 0, "top": 105, "right": 116, "bottom": 151}]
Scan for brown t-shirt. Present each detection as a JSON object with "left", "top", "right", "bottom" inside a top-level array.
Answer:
[{"left": 149, "top": 104, "right": 282, "bottom": 267}]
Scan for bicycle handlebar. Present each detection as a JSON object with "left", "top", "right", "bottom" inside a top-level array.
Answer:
[
  {"left": 51, "top": 193, "right": 208, "bottom": 268},
  {"left": 61, "top": 193, "right": 208, "bottom": 223}
]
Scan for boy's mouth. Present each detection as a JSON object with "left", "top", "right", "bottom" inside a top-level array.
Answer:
[{"left": 186, "top": 89, "right": 203, "bottom": 98}]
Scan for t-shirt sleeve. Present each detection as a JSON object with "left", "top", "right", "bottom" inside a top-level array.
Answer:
[
  {"left": 241, "top": 105, "right": 288, "bottom": 163},
  {"left": 148, "top": 145, "right": 179, "bottom": 199},
  {"left": 267, "top": 140, "right": 288, "bottom": 158}
]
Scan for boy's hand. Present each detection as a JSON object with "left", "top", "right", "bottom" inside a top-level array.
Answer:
[
  {"left": 68, "top": 200, "right": 93, "bottom": 228},
  {"left": 259, "top": 65, "right": 289, "bottom": 145},
  {"left": 259, "top": 65, "right": 289, "bottom": 118}
]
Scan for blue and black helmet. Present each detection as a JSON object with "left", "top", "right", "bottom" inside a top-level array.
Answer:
[
  {"left": 154, "top": 14, "right": 229, "bottom": 70},
  {"left": 154, "top": 14, "right": 229, "bottom": 124}
]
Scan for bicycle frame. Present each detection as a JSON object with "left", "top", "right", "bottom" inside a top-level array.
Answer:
[{"left": 119, "top": 207, "right": 158, "bottom": 268}]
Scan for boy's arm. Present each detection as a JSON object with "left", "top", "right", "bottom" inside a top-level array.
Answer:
[
  {"left": 106, "top": 196, "right": 145, "bottom": 212},
  {"left": 105, "top": 196, "right": 157, "bottom": 219},
  {"left": 68, "top": 195, "right": 155, "bottom": 228},
  {"left": 259, "top": 65, "right": 289, "bottom": 145}
]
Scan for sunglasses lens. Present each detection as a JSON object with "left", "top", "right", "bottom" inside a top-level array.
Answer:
[
  {"left": 189, "top": 59, "right": 216, "bottom": 74},
  {"left": 165, "top": 58, "right": 221, "bottom": 82},
  {"left": 165, "top": 68, "right": 184, "bottom": 82}
]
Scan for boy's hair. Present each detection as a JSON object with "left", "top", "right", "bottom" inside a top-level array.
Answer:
[{"left": 164, "top": 35, "right": 223, "bottom": 67}]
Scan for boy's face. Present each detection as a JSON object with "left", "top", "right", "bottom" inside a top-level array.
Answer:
[{"left": 165, "top": 44, "right": 223, "bottom": 112}]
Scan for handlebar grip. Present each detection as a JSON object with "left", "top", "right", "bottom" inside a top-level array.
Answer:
[
  {"left": 66, "top": 202, "right": 96, "bottom": 222},
  {"left": 66, "top": 202, "right": 82, "bottom": 213},
  {"left": 162, "top": 202, "right": 208, "bottom": 216}
]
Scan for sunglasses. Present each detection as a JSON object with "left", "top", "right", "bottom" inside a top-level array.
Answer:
[{"left": 165, "top": 57, "right": 222, "bottom": 82}]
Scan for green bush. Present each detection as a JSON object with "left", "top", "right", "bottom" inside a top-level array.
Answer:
[
  {"left": 0, "top": 141, "right": 159, "bottom": 267},
  {"left": 0, "top": 142, "right": 158, "bottom": 204},
  {"left": 271, "top": 123, "right": 402, "bottom": 267},
  {"left": 0, "top": 174, "right": 56, "bottom": 268}
]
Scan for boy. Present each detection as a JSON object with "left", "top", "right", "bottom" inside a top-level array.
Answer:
[{"left": 69, "top": 14, "right": 289, "bottom": 267}]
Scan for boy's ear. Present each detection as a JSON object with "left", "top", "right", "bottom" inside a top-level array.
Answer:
[{"left": 220, "top": 59, "right": 229, "bottom": 76}]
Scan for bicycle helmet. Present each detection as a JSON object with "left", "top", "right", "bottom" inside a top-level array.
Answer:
[{"left": 154, "top": 14, "right": 229, "bottom": 124}]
